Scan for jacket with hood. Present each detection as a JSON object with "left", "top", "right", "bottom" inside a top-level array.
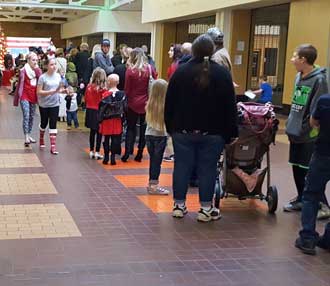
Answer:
[
  {"left": 93, "top": 52, "right": 114, "bottom": 75},
  {"left": 286, "top": 67, "right": 328, "bottom": 143},
  {"left": 65, "top": 62, "right": 78, "bottom": 90}
]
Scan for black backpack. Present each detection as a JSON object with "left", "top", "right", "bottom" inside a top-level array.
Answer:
[{"left": 98, "top": 91, "right": 127, "bottom": 122}]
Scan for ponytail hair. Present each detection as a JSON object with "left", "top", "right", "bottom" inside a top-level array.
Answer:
[{"left": 192, "top": 34, "right": 214, "bottom": 89}]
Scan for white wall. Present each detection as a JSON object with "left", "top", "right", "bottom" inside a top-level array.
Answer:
[
  {"left": 141, "top": 0, "right": 289, "bottom": 23},
  {"left": 61, "top": 10, "right": 152, "bottom": 39}
]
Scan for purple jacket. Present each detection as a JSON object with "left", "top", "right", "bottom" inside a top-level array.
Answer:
[{"left": 13, "top": 66, "right": 42, "bottom": 106}]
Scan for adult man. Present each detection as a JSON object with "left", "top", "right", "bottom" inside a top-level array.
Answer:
[
  {"left": 285, "top": 44, "right": 330, "bottom": 219},
  {"left": 93, "top": 39, "right": 114, "bottom": 76},
  {"left": 178, "top": 42, "right": 192, "bottom": 65},
  {"left": 295, "top": 94, "right": 330, "bottom": 255},
  {"left": 207, "top": 27, "right": 232, "bottom": 72},
  {"left": 141, "top": 45, "right": 156, "bottom": 68},
  {"left": 74, "top": 43, "right": 90, "bottom": 105}
]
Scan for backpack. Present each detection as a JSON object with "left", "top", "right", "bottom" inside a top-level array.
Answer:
[{"left": 98, "top": 91, "right": 127, "bottom": 122}]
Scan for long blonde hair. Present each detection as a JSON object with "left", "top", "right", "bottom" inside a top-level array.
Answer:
[
  {"left": 90, "top": 67, "right": 106, "bottom": 89},
  {"left": 145, "top": 79, "right": 168, "bottom": 132},
  {"left": 127, "top": 47, "right": 147, "bottom": 72}
]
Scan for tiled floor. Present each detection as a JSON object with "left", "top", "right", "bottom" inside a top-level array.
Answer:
[{"left": 0, "top": 87, "right": 329, "bottom": 286}]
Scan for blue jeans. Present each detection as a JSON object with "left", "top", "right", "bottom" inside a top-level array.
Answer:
[
  {"left": 172, "top": 133, "right": 225, "bottom": 205},
  {"left": 146, "top": 135, "right": 167, "bottom": 184},
  {"left": 67, "top": 111, "right": 79, "bottom": 128},
  {"left": 300, "top": 152, "right": 330, "bottom": 242}
]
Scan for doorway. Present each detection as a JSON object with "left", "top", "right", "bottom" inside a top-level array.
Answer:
[{"left": 248, "top": 4, "right": 290, "bottom": 106}]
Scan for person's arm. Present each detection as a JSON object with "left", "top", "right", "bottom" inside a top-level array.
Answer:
[
  {"left": 164, "top": 71, "right": 179, "bottom": 134},
  {"left": 124, "top": 69, "right": 132, "bottom": 98},
  {"left": 252, "top": 88, "right": 263, "bottom": 96},
  {"left": 95, "top": 53, "right": 114, "bottom": 75},
  {"left": 310, "top": 116, "right": 320, "bottom": 128},
  {"left": 310, "top": 96, "right": 323, "bottom": 128}
]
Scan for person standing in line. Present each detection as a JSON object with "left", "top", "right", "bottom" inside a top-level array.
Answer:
[
  {"left": 121, "top": 48, "right": 157, "bottom": 163},
  {"left": 54, "top": 48, "right": 67, "bottom": 76},
  {"left": 75, "top": 43, "right": 90, "bottom": 106},
  {"left": 284, "top": 44, "right": 330, "bottom": 219},
  {"left": 13, "top": 52, "right": 42, "bottom": 147},
  {"left": 145, "top": 79, "right": 170, "bottom": 195},
  {"left": 295, "top": 94, "right": 330, "bottom": 255},
  {"left": 165, "top": 34, "right": 238, "bottom": 222},
  {"left": 37, "top": 58, "right": 64, "bottom": 155},
  {"left": 93, "top": 39, "right": 114, "bottom": 76},
  {"left": 99, "top": 74, "right": 126, "bottom": 165},
  {"left": 84, "top": 67, "right": 107, "bottom": 160},
  {"left": 167, "top": 44, "right": 182, "bottom": 80},
  {"left": 141, "top": 45, "right": 156, "bottom": 69}
]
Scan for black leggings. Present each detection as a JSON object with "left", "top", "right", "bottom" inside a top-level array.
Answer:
[
  {"left": 293, "top": 165, "right": 328, "bottom": 205},
  {"left": 89, "top": 129, "right": 102, "bottom": 152},
  {"left": 103, "top": 135, "right": 122, "bottom": 154},
  {"left": 39, "top": 106, "right": 59, "bottom": 130}
]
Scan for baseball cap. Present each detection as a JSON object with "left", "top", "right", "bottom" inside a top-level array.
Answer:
[
  {"left": 101, "top": 39, "right": 111, "bottom": 46},
  {"left": 207, "top": 27, "right": 224, "bottom": 43}
]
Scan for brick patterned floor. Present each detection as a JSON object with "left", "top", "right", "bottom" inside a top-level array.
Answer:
[{"left": 0, "top": 87, "right": 329, "bottom": 286}]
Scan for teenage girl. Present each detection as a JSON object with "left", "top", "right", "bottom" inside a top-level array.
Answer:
[{"left": 145, "top": 79, "right": 169, "bottom": 195}]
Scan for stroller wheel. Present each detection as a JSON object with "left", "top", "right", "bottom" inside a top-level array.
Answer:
[{"left": 267, "top": 186, "right": 278, "bottom": 214}]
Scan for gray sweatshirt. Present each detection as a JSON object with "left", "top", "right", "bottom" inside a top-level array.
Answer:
[
  {"left": 286, "top": 67, "right": 328, "bottom": 143},
  {"left": 93, "top": 52, "right": 114, "bottom": 75}
]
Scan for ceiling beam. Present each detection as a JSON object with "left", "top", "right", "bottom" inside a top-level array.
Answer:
[
  {"left": 0, "top": 2, "right": 102, "bottom": 11},
  {"left": 0, "top": 10, "right": 77, "bottom": 18},
  {"left": 0, "top": 17, "right": 65, "bottom": 24},
  {"left": 109, "top": 0, "right": 134, "bottom": 10}
]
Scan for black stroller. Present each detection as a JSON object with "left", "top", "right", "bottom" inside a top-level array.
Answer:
[{"left": 214, "top": 102, "right": 279, "bottom": 213}]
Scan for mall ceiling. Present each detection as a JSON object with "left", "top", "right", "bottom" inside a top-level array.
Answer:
[{"left": 0, "top": 0, "right": 142, "bottom": 23}]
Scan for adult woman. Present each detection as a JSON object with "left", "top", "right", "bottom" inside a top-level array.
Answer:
[
  {"left": 122, "top": 47, "right": 157, "bottom": 162},
  {"left": 165, "top": 34, "right": 238, "bottom": 222},
  {"left": 13, "top": 52, "right": 42, "bottom": 146},
  {"left": 167, "top": 44, "right": 182, "bottom": 80},
  {"left": 37, "top": 58, "right": 63, "bottom": 155}
]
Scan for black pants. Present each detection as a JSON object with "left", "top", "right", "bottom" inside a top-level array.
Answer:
[
  {"left": 39, "top": 106, "right": 59, "bottom": 130},
  {"left": 103, "top": 135, "right": 122, "bottom": 155},
  {"left": 124, "top": 108, "right": 146, "bottom": 155},
  {"left": 89, "top": 129, "right": 102, "bottom": 152}
]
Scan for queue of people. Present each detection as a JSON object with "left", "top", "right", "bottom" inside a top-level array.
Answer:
[{"left": 10, "top": 31, "right": 330, "bottom": 255}]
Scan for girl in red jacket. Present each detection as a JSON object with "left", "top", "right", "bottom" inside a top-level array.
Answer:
[
  {"left": 84, "top": 67, "right": 106, "bottom": 159},
  {"left": 99, "top": 74, "right": 126, "bottom": 165}
]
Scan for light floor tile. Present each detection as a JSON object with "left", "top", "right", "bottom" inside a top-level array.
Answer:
[
  {"left": 0, "top": 173, "right": 57, "bottom": 195},
  {"left": 0, "top": 203, "right": 81, "bottom": 240},
  {"left": 0, "top": 139, "right": 31, "bottom": 150},
  {"left": 0, "top": 153, "right": 42, "bottom": 168}
]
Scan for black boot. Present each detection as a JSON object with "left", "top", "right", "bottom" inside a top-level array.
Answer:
[
  {"left": 111, "top": 154, "right": 116, "bottom": 165},
  {"left": 134, "top": 149, "right": 143, "bottom": 162},
  {"left": 102, "top": 142, "right": 109, "bottom": 165}
]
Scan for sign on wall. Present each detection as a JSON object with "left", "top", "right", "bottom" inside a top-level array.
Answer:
[{"left": 6, "top": 37, "right": 51, "bottom": 58}]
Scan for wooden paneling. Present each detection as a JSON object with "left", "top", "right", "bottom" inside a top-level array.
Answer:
[
  {"left": 230, "top": 10, "right": 252, "bottom": 95},
  {"left": 1, "top": 22, "right": 65, "bottom": 48},
  {"left": 161, "top": 23, "right": 176, "bottom": 80}
]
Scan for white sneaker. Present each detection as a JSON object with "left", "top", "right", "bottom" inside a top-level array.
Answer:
[
  {"left": 95, "top": 152, "right": 103, "bottom": 160},
  {"left": 89, "top": 151, "right": 95, "bottom": 159},
  {"left": 197, "top": 206, "right": 221, "bottom": 222},
  {"left": 172, "top": 203, "right": 188, "bottom": 218},
  {"left": 28, "top": 136, "right": 36, "bottom": 143},
  {"left": 147, "top": 185, "right": 170, "bottom": 195},
  {"left": 317, "top": 203, "right": 330, "bottom": 220}
]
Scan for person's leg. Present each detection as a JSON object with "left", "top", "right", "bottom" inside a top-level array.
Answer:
[
  {"left": 95, "top": 131, "right": 103, "bottom": 159},
  {"left": 49, "top": 106, "right": 59, "bottom": 155},
  {"left": 73, "top": 111, "right": 79, "bottom": 128},
  {"left": 20, "top": 100, "right": 30, "bottom": 144},
  {"left": 102, "top": 135, "right": 110, "bottom": 164},
  {"left": 66, "top": 111, "right": 73, "bottom": 128},
  {"left": 122, "top": 108, "right": 138, "bottom": 161},
  {"left": 317, "top": 222, "right": 330, "bottom": 250},
  {"left": 110, "top": 135, "right": 121, "bottom": 165},
  {"left": 28, "top": 103, "right": 36, "bottom": 142},
  {"left": 135, "top": 113, "right": 147, "bottom": 162},
  {"left": 172, "top": 133, "right": 196, "bottom": 217},
  {"left": 39, "top": 106, "right": 49, "bottom": 148},
  {"left": 297, "top": 153, "right": 330, "bottom": 254},
  {"left": 147, "top": 136, "right": 168, "bottom": 195},
  {"left": 196, "top": 135, "right": 225, "bottom": 222}
]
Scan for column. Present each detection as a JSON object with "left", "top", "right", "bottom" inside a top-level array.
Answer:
[
  {"left": 215, "top": 9, "right": 232, "bottom": 51},
  {"left": 103, "top": 32, "right": 116, "bottom": 57},
  {"left": 81, "top": 36, "right": 88, "bottom": 44},
  {"left": 150, "top": 22, "right": 164, "bottom": 72}
]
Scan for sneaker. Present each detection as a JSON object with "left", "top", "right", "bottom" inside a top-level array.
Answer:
[
  {"left": 317, "top": 203, "right": 330, "bottom": 220},
  {"left": 172, "top": 203, "right": 188, "bottom": 218},
  {"left": 197, "top": 206, "right": 222, "bottom": 222},
  {"left": 89, "top": 151, "right": 95, "bottom": 159},
  {"left": 147, "top": 185, "right": 170, "bottom": 195},
  {"left": 295, "top": 237, "right": 316, "bottom": 255},
  {"left": 283, "top": 197, "right": 303, "bottom": 212},
  {"left": 67, "top": 126, "right": 71, "bottom": 130},
  {"left": 28, "top": 136, "right": 36, "bottom": 143},
  {"left": 163, "top": 154, "right": 174, "bottom": 162},
  {"left": 95, "top": 152, "right": 103, "bottom": 160},
  {"left": 317, "top": 224, "right": 330, "bottom": 250}
]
